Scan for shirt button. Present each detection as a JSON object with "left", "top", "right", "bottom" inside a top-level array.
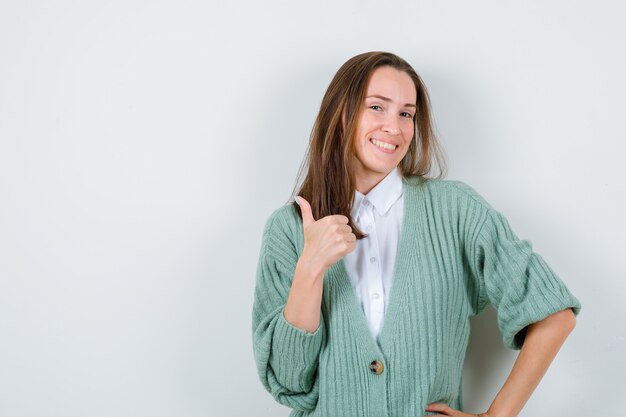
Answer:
[
  {"left": 370, "top": 360, "right": 384, "bottom": 375},
  {"left": 364, "top": 224, "right": 371, "bottom": 231},
  {"left": 369, "top": 257, "right": 376, "bottom": 263},
  {"left": 371, "top": 292, "right": 380, "bottom": 300}
]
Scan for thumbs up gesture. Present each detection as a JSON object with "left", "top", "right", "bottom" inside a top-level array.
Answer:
[{"left": 296, "top": 196, "right": 357, "bottom": 273}]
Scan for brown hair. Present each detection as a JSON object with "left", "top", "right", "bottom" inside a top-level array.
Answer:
[{"left": 289, "top": 51, "right": 447, "bottom": 239}]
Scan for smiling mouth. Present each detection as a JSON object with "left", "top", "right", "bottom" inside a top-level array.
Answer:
[{"left": 370, "top": 138, "right": 398, "bottom": 151}]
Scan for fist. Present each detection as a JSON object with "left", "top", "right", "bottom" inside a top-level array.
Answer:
[{"left": 296, "top": 196, "right": 357, "bottom": 272}]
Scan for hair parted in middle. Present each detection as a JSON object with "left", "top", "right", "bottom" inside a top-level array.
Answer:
[{"left": 291, "top": 51, "right": 447, "bottom": 240}]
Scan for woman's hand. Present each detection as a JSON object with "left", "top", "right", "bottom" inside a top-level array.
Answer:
[
  {"left": 296, "top": 196, "right": 356, "bottom": 274},
  {"left": 424, "top": 403, "right": 491, "bottom": 417}
]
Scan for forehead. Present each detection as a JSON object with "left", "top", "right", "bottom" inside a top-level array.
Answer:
[{"left": 365, "top": 66, "right": 416, "bottom": 103}]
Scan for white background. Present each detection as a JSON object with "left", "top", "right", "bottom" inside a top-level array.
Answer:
[{"left": 1, "top": 1, "right": 624, "bottom": 416}]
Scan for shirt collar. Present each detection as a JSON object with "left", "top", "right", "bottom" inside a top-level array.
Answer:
[{"left": 352, "top": 167, "right": 404, "bottom": 218}]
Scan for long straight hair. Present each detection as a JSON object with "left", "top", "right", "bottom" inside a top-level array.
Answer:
[{"left": 290, "top": 51, "right": 447, "bottom": 239}]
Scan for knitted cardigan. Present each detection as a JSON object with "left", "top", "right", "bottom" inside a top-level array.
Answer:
[{"left": 252, "top": 176, "right": 582, "bottom": 417}]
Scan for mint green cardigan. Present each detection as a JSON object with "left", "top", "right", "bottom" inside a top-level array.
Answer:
[{"left": 252, "top": 176, "right": 581, "bottom": 417}]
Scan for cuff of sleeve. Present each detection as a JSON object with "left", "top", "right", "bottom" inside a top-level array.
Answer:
[
  {"left": 500, "top": 286, "right": 582, "bottom": 351},
  {"left": 274, "top": 310, "right": 324, "bottom": 358},
  {"left": 269, "top": 309, "right": 325, "bottom": 391},
  {"left": 280, "top": 310, "right": 323, "bottom": 335}
]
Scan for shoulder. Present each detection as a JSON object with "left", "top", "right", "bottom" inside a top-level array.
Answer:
[
  {"left": 260, "top": 202, "right": 303, "bottom": 263},
  {"left": 404, "top": 176, "right": 496, "bottom": 213},
  {"left": 262, "top": 203, "right": 299, "bottom": 235}
]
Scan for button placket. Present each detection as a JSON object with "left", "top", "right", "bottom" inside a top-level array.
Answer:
[{"left": 366, "top": 210, "right": 385, "bottom": 315}]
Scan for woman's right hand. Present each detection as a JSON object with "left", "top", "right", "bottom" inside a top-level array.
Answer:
[{"left": 296, "top": 196, "right": 357, "bottom": 274}]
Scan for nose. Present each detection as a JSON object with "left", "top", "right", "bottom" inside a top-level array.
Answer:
[{"left": 382, "top": 115, "right": 400, "bottom": 136}]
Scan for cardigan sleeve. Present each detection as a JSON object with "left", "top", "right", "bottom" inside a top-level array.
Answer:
[
  {"left": 468, "top": 202, "right": 582, "bottom": 351},
  {"left": 252, "top": 208, "right": 324, "bottom": 412}
]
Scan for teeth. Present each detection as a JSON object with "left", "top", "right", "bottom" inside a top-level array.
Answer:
[{"left": 371, "top": 138, "right": 397, "bottom": 150}]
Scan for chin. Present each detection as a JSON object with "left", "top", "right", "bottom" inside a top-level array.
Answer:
[{"left": 373, "top": 160, "right": 401, "bottom": 172}]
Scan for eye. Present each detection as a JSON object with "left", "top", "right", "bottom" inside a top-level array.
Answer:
[
  {"left": 369, "top": 105, "right": 383, "bottom": 111},
  {"left": 401, "top": 112, "right": 414, "bottom": 119}
]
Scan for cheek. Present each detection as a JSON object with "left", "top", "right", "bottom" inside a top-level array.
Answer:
[
  {"left": 403, "top": 122, "right": 415, "bottom": 139},
  {"left": 358, "top": 113, "right": 378, "bottom": 134}
]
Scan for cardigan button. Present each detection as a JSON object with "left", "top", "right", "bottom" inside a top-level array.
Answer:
[{"left": 369, "top": 360, "right": 384, "bottom": 375}]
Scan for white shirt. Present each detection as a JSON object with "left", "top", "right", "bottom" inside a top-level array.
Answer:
[{"left": 342, "top": 167, "right": 404, "bottom": 341}]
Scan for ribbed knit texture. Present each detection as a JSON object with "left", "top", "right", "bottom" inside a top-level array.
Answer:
[{"left": 252, "top": 176, "right": 582, "bottom": 417}]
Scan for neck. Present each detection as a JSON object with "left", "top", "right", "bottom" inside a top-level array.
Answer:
[
  {"left": 355, "top": 168, "right": 396, "bottom": 195},
  {"left": 356, "top": 179, "right": 381, "bottom": 195}
]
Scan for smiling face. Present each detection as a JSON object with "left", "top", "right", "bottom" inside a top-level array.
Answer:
[{"left": 352, "top": 66, "right": 417, "bottom": 194}]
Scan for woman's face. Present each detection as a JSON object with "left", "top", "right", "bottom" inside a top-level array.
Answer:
[{"left": 352, "top": 66, "right": 416, "bottom": 194}]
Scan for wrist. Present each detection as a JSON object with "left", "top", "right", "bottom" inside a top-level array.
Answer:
[{"left": 296, "top": 254, "right": 326, "bottom": 280}]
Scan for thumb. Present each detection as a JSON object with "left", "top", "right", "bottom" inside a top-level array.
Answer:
[{"left": 295, "top": 196, "right": 316, "bottom": 228}]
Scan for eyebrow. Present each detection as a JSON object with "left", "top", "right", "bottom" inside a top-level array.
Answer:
[{"left": 365, "top": 94, "right": 416, "bottom": 108}]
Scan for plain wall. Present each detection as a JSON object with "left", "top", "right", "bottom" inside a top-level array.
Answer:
[{"left": 1, "top": 0, "right": 624, "bottom": 416}]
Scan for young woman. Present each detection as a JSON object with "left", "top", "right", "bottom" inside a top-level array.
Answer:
[{"left": 252, "top": 51, "right": 581, "bottom": 417}]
